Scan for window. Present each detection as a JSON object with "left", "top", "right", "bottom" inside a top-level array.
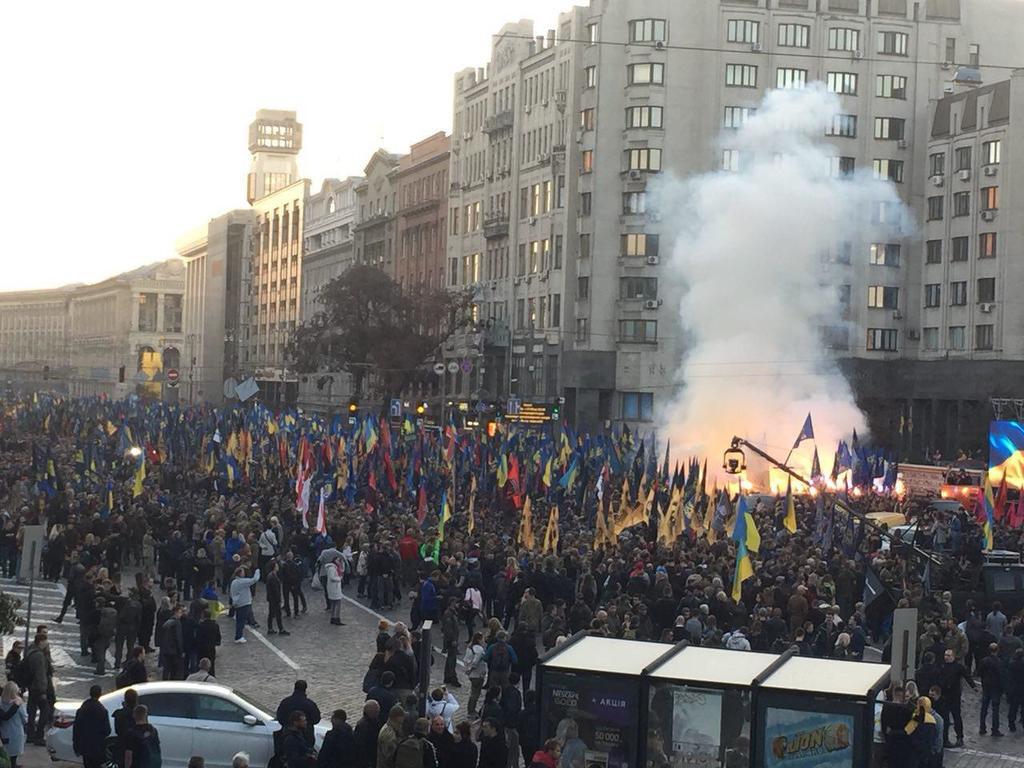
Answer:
[
  {"left": 554, "top": 235, "right": 563, "bottom": 268},
  {"left": 922, "top": 327, "right": 939, "bottom": 350},
  {"left": 196, "top": 695, "right": 249, "bottom": 723},
  {"left": 528, "top": 242, "right": 540, "bottom": 273},
  {"left": 585, "top": 66, "right": 597, "bottom": 88},
  {"left": 981, "top": 186, "right": 999, "bottom": 211},
  {"left": 874, "top": 117, "right": 905, "bottom": 140},
  {"left": 620, "top": 277, "right": 658, "bottom": 300},
  {"left": 827, "top": 27, "right": 860, "bottom": 51},
  {"left": 626, "top": 106, "right": 664, "bottom": 128},
  {"left": 138, "top": 293, "right": 158, "bottom": 332},
  {"left": 579, "top": 234, "right": 591, "bottom": 259},
  {"left": 587, "top": 22, "right": 598, "bottom": 44},
  {"left": 727, "top": 19, "right": 759, "bottom": 44},
  {"left": 955, "top": 146, "right": 972, "bottom": 170},
  {"left": 826, "top": 114, "right": 858, "bottom": 138},
  {"left": 778, "top": 23, "right": 810, "bottom": 47},
  {"left": 580, "top": 192, "right": 592, "bottom": 216},
  {"left": 723, "top": 106, "right": 753, "bottom": 128},
  {"left": 950, "top": 281, "right": 967, "bottom": 305},
  {"left": 877, "top": 31, "right": 909, "bottom": 56},
  {"left": 876, "top": 75, "right": 907, "bottom": 99},
  {"left": 980, "top": 232, "right": 997, "bottom": 259},
  {"left": 866, "top": 328, "right": 898, "bottom": 351},
  {"left": 518, "top": 188, "right": 528, "bottom": 219},
  {"left": 977, "top": 277, "right": 996, "bottom": 303},
  {"left": 927, "top": 196, "right": 943, "bottom": 220},
  {"left": 621, "top": 234, "right": 659, "bottom": 257},
  {"left": 628, "top": 63, "right": 664, "bottom": 85},
  {"left": 580, "top": 108, "right": 595, "bottom": 130},
  {"left": 928, "top": 152, "right": 946, "bottom": 176},
  {"left": 776, "top": 68, "right": 807, "bottom": 89},
  {"left": 450, "top": 258, "right": 459, "bottom": 285},
  {"left": 951, "top": 236, "right": 969, "bottom": 261},
  {"left": 924, "top": 284, "right": 941, "bottom": 308},
  {"left": 619, "top": 319, "right": 657, "bottom": 343},
  {"left": 163, "top": 295, "right": 182, "bottom": 333},
  {"left": 945, "top": 37, "right": 956, "bottom": 64},
  {"left": 722, "top": 149, "right": 741, "bottom": 172},
  {"left": 948, "top": 326, "right": 966, "bottom": 350},
  {"left": 869, "top": 243, "right": 900, "bottom": 266},
  {"left": 575, "top": 317, "right": 589, "bottom": 341},
  {"left": 139, "top": 693, "right": 193, "bottom": 719},
  {"left": 517, "top": 245, "right": 526, "bottom": 275},
  {"left": 725, "top": 64, "right": 758, "bottom": 87},
  {"left": 870, "top": 200, "right": 901, "bottom": 225},
  {"left": 557, "top": 176, "right": 565, "bottom": 207},
  {"left": 630, "top": 18, "right": 667, "bottom": 43},
  {"left": 623, "top": 192, "right": 647, "bottom": 214},
  {"left": 827, "top": 72, "right": 858, "bottom": 95},
  {"left": 976, "top": 324, "right": 994, "bottom": 351},
  {"left": 873, "top": 159, "right": 904, "bottom": 183},
  {"left": 829, "top": 156, "right": 855, "bottom": 178},
  {"left": 626, "top": 148, "right": 662, "bottom": 171},
  {"left": 983, "top": 139, "right": 1001, "bottom": 165},
  {"left": 551, "top": 294, "right": 561, "bottom": 326},
  {"left": 953, "top": 191, "right": 970, "bottom": 217},
  {"left": 867, "top": 286, "right": 899, "bottom": 309},
  {"left": 581, "top": 150, "right": 594, "bottom": 173},
  {"left": 969, "top": 43, "right": 980, "bottom": 67},
  {"left": 621, "top": 392, "right": 654, "bottom": 421},
  {"left": 516, "top": 299, "right": 525, "bottom": 329},
  {"left": 577, "top": 276, "right": 590, "bottom": 299}
]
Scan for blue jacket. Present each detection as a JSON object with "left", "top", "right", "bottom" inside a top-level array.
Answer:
[{"left": 420, "top": 578, "right": 438, "bottom": 615}]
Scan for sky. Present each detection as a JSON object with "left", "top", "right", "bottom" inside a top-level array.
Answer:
[{"left": 1, "top": 0, "right": 568, "bottom": 291}]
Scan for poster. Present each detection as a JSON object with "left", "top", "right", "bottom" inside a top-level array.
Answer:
[
  {"left": 989, "top": 420, "right": 1024, "bottom": 488},
  {"left": 543, "top": 672, "right": 636, "bottom": 768},
  {"left": 671, "top": 688, "right": 721, "bottom": 763},
  {"left": 763, "top": 708, "right": 854, "bottom": 768}
]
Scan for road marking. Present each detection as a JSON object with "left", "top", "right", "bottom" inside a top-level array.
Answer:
[
  {"left": 338, "top": 593, "right": 464, "bottom": 667},
  {"left": 247, "top": 628, "right": 300, "bottom": 671},
  {"left": 955, "top": 748, "right": 1024, "bottom": 764}
]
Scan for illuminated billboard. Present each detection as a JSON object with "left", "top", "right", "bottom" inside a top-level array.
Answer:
[{"left": 989, "top": 420, "right": 1024, "bottom": 489}]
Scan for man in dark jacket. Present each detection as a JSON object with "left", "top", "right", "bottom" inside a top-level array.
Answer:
[
  {"left": 114, "top": 591, "right": 142, "bottom": 669},
  {"left": 281, "top": 711, "right": 317, "bottom": 768},
  {"left": 159, "top": 604, "right": 185, "bottom": 680},
  {"left": 196, "top": 611, "right": 222, "bottom": 677},
  {"left": 73, "top": 685, "right": 112, "bottom": 768},
  {"left": 282, "top": 551, "right": 307, "bottom": 618},
  {"left": 366, "top": 671, "right": 399, "bottom": 722},
  {"left": 318, "top": 709, "right": 356, "bottom": 768},
  {"left": 266, "top": 560, "right": 289, "bottom": 636},
  {"left": 276, "top": 680, "right": 322, "bottom": 745},
  {"left": 477, "top": 718, "right": 508, "bottom": 768},
  {"left": 353, "top": 701, "right": 381, "bottom": 768},
  {"left": 938, "top": 647, "right": 977, "bottom": 746},
  {"left": 441, "top": 599, "right": 461, "bottom": 687},
  {"left": 94, "top": 598, "right": 118, "bottom": 675},
  {"left": 979, "top": 642, "right": 1005, "bottom": 736}
]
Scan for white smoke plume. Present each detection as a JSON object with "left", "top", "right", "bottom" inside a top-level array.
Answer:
[{"left": 655, "top": 84, "right": 910, "bottom": 481}]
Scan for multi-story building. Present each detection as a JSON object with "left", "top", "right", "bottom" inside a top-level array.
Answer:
[
  {"left": 296, "top": 176, "right": 361, "bottom": 412},
  {"left": 395, "top": 132, "right": 449, "bottom": 292},
  {"left": 353, "top": 150, "right": 403, "bottom": 274},
  {"left": 246, "top": 110, "right": 309, "bottom": 406},
  {"left": 67, "top": 260, "right": 185, "bottom": 399},
  {"left": 447, "top": 16, "right": 584, "bottom": 410},
  {"left": 0, "top": 287, "right": 75, "bottom": 383},
  {"left": 177, "top": 209, "right": 256, "bottom": 405}
]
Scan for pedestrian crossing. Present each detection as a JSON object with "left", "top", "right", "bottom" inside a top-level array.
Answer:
[{"left": 0, "top": 576, "right": 114, "bottom": 687}]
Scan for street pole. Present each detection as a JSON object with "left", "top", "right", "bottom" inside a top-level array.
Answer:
[{"left": 23, "top": 541, "right": 36, "bottom": 646}]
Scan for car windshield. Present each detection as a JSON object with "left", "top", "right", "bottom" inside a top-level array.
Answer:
[{"left": 231, "top": 688, "right": 274, "bottom": 718}]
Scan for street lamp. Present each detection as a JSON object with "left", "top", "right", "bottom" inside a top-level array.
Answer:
[{"left": 722, "top": 442, "right": 747, "bottom": 475}]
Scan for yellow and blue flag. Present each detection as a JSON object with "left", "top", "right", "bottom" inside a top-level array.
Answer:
[{"left": 982, "top": 475, "right": 996, "bottom": 550}]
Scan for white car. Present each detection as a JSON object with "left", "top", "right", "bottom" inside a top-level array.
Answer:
[{"left": 46, "top": 681, "right": 327, "bottom": 768}]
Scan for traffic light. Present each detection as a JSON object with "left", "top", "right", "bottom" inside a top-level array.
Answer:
[
  {"left": 415, "top": 402, "right": 426, "bottom": 416},
  {"left": 348, "top": 399, "right": 358, "bottom": 414},
  {"left": 550, "top": 402, "right": 560, "bottom": 419}
]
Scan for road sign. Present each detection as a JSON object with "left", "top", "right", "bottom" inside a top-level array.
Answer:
[
  {"left": 389, "top": 398, "right": 402, "bottom": 418},
  {"left": 505, "top": 401, "right": 554, "bottom": 426},
  {"left": 459, "top": 359, "right": 473, "bottom": 374},
  {"left": 446, "top": 361, "right": 459, "bottom": 374},
  {"left": 166, "top": 368, "right": 180, "bottom": 383},
  {"left": 432, "top": 363, "right": 446, "bottom": 376}
]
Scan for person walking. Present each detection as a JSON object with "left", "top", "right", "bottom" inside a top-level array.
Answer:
[
  {"left": 463, "top": 632, "right": 487, "bottom": 717},
  {"left": 0, "top": 681, "right": 28, "bottom": 768},
  {"left": 229, "top": 566, "right": 261, "bottom": 643},
  {"left": 266, "top": 560, "right": 289, "bottom": 636},
  {"left": 484, "top": 631, "right": 518, "bottom": 689},
  {"left": 23, "top": 636, "right": 51, "bottom": 745},
  {"left": 282, "top": 550, "right": 308, "bottom": 618},
  {"left": 73, "top": 685, "right": 112, "bottom": 768},
  {"left": 938, "top": 647, "right": 975, "bottom": 747},
  {"left": 441, "top": 599, "right": 461, "bottom": 687}
]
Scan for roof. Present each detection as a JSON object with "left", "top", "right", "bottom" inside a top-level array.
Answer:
[
  {"left": 931, "top": 79, "right": 1012, "bottom": 138},
  {"left": 759, "top": 656, "right": 888, "bottom": 697},
  {"left": 542, "top": 636, "right": 669, "bottom": 676},
  {"left": 647, "top": 646, "right": 781, "bottom": 686}
]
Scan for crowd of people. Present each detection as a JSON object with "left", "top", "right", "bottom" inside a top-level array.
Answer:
[{"left": 0, "top": 394, "right": 1023, "bottom": 768}]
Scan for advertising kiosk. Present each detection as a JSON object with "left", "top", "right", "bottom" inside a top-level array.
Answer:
[
  {"left": 536, "top": 635, "right": 673, "bottom": 768},
  {"left": 643, "top": 646, "right": 784, "bottom": 768},
  {"left": 752, "top": 656, "right": 890, "bottom": 768}
]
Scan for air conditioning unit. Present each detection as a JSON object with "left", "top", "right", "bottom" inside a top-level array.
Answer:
[
  {"left": 853, "top": 50, "right": 864, "bottom": 59},
  {"left": 930, "top": 174, "right": 944, "bottom": 187},
  {"left": 892, "top": 310, "right": 903, "bottom": 320},
  {"left": 980, "top": 302, "right": 995, "bottom": 313},
  {"left": 528, "top": 216, "right": 537, "bottom": 225},
  {"left": 941, "top": 61, "right": 953, "bottom": 70},
  {"left": 981, "top": 210, "right": 996, "bottom": 221},
  {"left": 490, "top": 281, "right": 498, "bottom": 290},
  {"left": 629, "top": 169, "right": 642, "bottom": 180},
  {"left": 897, "top": 139, "right": 909, "bottom": 149},
  {"left": 750, "top": 43, "right": 762, "bottom": 53},
  {"left": 907, "top": 329, "right": 921, "bottom": 340},
  {"left": 524, "top": 105, "right": 532, "bottom": 114},
  {"left": 513, "top": 277, "right": 522, "bottom": 285},
  {"left": 984, "top": 165, "right": 998, "bottom": 176},
  {"left": 643, "top": 299, "right": 660, "bottom": 310},
  {"left": 654, "top": 41, "right": 665, "bottom": 50},
  {"left": 959, "top": 169, "right": 971, "bottom": 181},
  {"left": 646, "top": 255, "right": 660, "bottom": 265},
  {"left": 463, "top": 132, "right": 472, "bottom": 141}
]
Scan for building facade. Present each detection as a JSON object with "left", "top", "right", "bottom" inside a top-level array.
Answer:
[
  {"left": 66, "top": 260, "right": 185, "bottom": 399},
  {"left": 0, "top": 287, "right": 75, "bottom": 384},
  {"left": 178, "top": 209, "right": 256, "bottom": 405},
  {"left": 395, "top": 132, "right": 449, "bottom": 292},
  {"left": 354, "top": 150, "right": 402, "bottom": 273},
  {"left": 296, "top": 176, "right": 361, "bottom": 412}
]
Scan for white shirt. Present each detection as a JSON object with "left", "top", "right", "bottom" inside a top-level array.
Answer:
[{"left": 425, "top": 692, "right": 459, "bottom": 732}]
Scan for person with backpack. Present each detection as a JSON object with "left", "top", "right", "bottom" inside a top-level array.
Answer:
[
  {"left": 463, "top": 632, "right": 487, "bottom": 717},
  {"left": 483, "top": 631, "right": 518, "bottom": 689},
  {"left": 117, "top": 647, "right": 148, "bottom": 689},
  {"left": 113, "top": 689, "right": 140, "bottom": 768},
  {"left": 123, "top": 704, "right": 161, "bottom": 768},
  {"left": 424, "top": 687, "right": 459, "bottom": 734},
  {"left": 395, "top": 718, "right": 436, "bottom": 768},
  {"left": 73, "top": 685, "right": 112, "bottom": 768},
  {"left": 0, "top": 681, "right": 27, "bottom": 768}
]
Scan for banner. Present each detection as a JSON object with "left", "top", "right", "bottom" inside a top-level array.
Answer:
[
  {"left": 763, "top": 708, "right": 854, "bottom": 768},
  {"left": 542, "top": 671, "right": 637, "bottom": 768}
]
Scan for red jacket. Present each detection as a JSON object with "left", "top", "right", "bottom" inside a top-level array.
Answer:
[{"left": 398, "top": 535, "right": 419, "bottom": 561}]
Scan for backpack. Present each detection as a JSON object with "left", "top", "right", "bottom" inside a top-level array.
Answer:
[
  {"left": 394, "top": 737, "right": 423, "bottom": 768},
  {"left": 361, "top": 668, "right": 381, "bottom": 694},
  {"left": 12, "top": 657, "right": 32, "bottom": 690},
  {"left": 490, "top": 642, "right": 511, "bottom": 672}
]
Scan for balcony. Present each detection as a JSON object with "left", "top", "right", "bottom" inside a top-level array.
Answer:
[
  {"left": 483, "top": 110, "right": 514, "bottom": 136},
  {"left": 483, "top": 213, "right": 510, "bottom": 239}
]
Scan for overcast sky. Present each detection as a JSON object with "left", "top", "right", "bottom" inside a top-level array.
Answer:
[{"left": 1, "top": 0, "right": 567, "bottom": 291}]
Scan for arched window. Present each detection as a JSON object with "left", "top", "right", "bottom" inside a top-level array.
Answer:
[{"left": 327, "top": 197, "right": 336, "bottom": 214}]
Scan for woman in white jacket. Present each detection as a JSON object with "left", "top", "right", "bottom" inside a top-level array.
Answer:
[
  {"left": 325, "top": 557, "right": 345, "bottom": 626},
  {"left": 462, "top": 631, "right": 487, "bottom": 716},
  {"left": 0, "top": 681, "right": 28, "bottom": 768}
]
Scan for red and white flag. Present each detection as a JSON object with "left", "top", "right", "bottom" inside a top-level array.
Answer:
[{"left": 315, "top": 486, "right": 327, "bottom": 534}]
